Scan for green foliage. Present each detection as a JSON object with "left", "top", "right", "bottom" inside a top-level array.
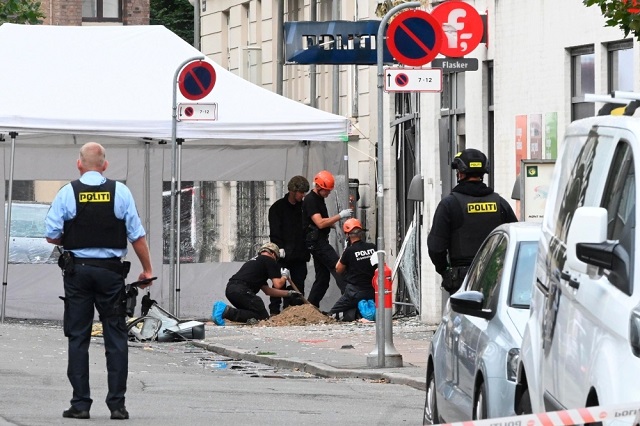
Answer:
[
  {"left": 150, "top": 0, "right": 194, "bottom": 45},
  {"left": 583, "top": 0, "right": 640, "bottom": 40},
  {"left": 0, "top": 0, "right": 45, "bottom": 24}
]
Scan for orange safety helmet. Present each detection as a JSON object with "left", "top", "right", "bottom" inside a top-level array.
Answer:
[
  {"left": 343, "top": 218, "right": 363, "bottom": 234},
  {"left": 314, "top": 170, "right": 335, "bottom": 191}
]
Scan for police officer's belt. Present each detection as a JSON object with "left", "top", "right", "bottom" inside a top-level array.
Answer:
[{"left": 73, "top": 257, "right": 123, "bottom": 275}]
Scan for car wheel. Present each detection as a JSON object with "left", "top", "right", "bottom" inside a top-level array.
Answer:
[
  {"left": 473, "top": 382, "right": 487, "bottom": 420},
  {"left": 516, "top": 388, "right": 532, "bottom": 415},
  {"left": 423, "top": 364, "right": 439, "bottom": 425}
]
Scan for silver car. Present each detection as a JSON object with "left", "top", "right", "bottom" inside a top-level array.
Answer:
[
  {"left": 423, "top": 222, "right": 541, "bottom": 424},
  {"left": 6, "top": 202, "right": 59, "bottom": 264}
]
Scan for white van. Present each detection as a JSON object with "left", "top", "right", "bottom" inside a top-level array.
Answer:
[{"left": 516, "top": 115, "right": 640, "bottom": 414}]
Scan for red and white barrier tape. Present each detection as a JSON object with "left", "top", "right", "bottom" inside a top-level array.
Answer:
[{"left": 435, "top": 402, "right": 640, "bottom": 426}]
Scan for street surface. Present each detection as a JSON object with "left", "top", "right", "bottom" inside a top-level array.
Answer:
[{"left": 0, "top": 320, "right": 423, "bottom": 425}]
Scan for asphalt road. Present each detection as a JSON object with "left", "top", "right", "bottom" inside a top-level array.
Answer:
[{"left": 0, "top": 320, "right": 424, "bottom": 425}]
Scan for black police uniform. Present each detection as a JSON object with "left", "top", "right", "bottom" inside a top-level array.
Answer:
[
  {"left": 427, "top": 180, "right": 517, "bottom": 289},
  {"left": 330, "top": 240, "right": 376, "bottom": 320},
  {"left": 225, "top": 254, "right": 282, "bottom": 322},
  {"left": 62, "top": 179, "right": 130, "bottom": 413},
  {"left": 302, "top": 190, "right": 346, "bottom": 307},
  {"left": 268, "top": 194, "right": 310, "bottom": 314}
]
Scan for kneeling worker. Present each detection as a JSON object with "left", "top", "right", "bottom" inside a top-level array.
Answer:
[
  {"left": 330, "top": 219, "right": 376, "bottom": 321},
  {"left": 212, "top": 242, "right": 304, "bottom": 325}
]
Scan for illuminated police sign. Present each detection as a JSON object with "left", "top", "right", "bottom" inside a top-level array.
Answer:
[{"left": 284, "top": 21, "right": 394, "bottom": 65}]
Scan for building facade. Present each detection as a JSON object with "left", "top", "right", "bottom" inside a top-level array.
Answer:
[
  {"left": 200, "top": 0, "right": 639, "bottom": 323},
  {"left": 39, "top": 0, "right": 149, "bottom": 26}
]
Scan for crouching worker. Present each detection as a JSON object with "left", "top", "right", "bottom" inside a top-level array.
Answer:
[
  {"left": 329, "top": 219, "right": 376, "bottom": 321},
  {"left": 212, "top": 242, "right": 304, "bottom": 325}
]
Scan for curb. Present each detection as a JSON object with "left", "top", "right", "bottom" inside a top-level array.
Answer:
[{"left": 192, "top": 341, "right": 426, "bottom": 391}]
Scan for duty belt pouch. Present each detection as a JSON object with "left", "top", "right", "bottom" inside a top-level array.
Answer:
[
  {"left": 58, "top": 249, "right": 75, "bottom": 276},
  {"left": 122, "top": 261, "right": 131, "bottom": 278}
]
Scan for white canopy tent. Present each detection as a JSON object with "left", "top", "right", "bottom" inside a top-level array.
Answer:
[{"left": 0, "top": 24, "right": 351, "bottom": 320}]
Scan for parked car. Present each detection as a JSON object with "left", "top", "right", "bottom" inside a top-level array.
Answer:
[
  {"left": 423, "top": 222, "right": 540, "bottom": 425},
  {"left": 516, "top": 115, "right": 640, "bottom": 415},
  {"left": 5, "top": 202, "right": 58, "bottom": 264}
]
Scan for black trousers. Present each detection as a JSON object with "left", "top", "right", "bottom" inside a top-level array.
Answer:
[
  {"left": 62, "top": 264, "right": 128, "bottom": 412},
  {"left": 269, "top": 259, "right": 307, "bottom": 313},
  {"left": 329, "top": 284, "right": 375, "bottom": 319},
  {"left": 225, "top": 282, "right": 270, "bottom": 323},
  {"left": 307, "top": 238, "right": 345, "bottom": 307}
]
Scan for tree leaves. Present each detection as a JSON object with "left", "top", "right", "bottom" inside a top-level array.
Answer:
[
  {"left": 583, "top": 0, "right": 640, "bottom": 39},
  {"left": 0, "top": 0, "right": 45, "bottom": 24}
]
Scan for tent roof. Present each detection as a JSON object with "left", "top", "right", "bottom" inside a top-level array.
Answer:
[{"left": 0, "top": 24, "right": 350, "bottom": 142}]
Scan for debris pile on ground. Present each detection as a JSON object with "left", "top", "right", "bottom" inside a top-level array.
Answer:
[{"left": 261, "top": 304, "right": 336, "bottom": 327}]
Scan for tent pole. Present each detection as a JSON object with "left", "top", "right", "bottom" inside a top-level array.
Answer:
[
  {"left": 1, "top": 131, "right": 18, "bottom": 323},
  {"left": 171, "top": 56, "right": 203, "bottom": 315},
  {"left": 144, "top": 141, "right": 151, "bottom": 247}
]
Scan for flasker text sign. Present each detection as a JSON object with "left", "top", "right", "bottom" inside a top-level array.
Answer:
[
  {"left": 431, "top": 58, "right": 478, "bottom": 73},
  {"left": 284, "top": 21, "right": 394, "bottom": 65}
]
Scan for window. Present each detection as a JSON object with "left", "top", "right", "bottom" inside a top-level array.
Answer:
[
  {"left": 509, "top": 241, "right": 538, "bottom": 307},
  {"left": 608, "top": 40, "right": 634, "bottom": 92},
  {"left": 162, "top": 180, "right": 277, "bottom": 264},
  {"left": 570, "top": 45, "right": 595, "bottom": 120},
  {"left": 601, "top": 142, "right": 635, "bottom": 294},
  {"left": 82, "top": 0, "right": 122, "bottom": 22},
  {"left": 467, "top": 234, "right": 508, "bottom": 310}
]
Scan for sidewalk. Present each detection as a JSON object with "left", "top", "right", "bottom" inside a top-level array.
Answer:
[{"left": 192, "top": 315, "right": 436, "bottom": 391}]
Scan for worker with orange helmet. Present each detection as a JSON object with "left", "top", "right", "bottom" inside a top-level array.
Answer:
[
  {"left": 302, "top": 170, "right": 353, "bottom": 308},
  {"left": 329, "top": 218, "right": 376, "bottom": 321}
]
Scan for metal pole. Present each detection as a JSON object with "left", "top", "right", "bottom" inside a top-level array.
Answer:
[
  {"left": 276, "top": 0, "right": 284, "bottom": 95},
  {"left": 175, "top": 139, "right": 183, "bottom": 317},
  {"left": 1, "top": 132, "right": 18, "bottom": 323},
  {"left": 171, "top": 56, "right": 204, "bottom": 315},
  {"left": 144, "top": 141, "right": 151, "bottom": 247},
  {"left": 368, "top": 1, "right": 420, "bottom": 368}
]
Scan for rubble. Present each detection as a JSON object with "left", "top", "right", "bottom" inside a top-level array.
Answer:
[{"left": 261, "top": 304, "right": 336, "bottom": 327}]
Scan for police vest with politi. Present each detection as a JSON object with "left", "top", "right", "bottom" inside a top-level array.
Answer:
[{"left": 427, "top": 148, "right": 517, "bottom": 294}]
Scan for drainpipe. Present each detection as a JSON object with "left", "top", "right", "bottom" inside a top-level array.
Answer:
[
  {"left": 276, "top": 0, "right": 284, "bottom": 95},
  {"left": 310, "top": 0, "right": 317, "bottom": 108}
]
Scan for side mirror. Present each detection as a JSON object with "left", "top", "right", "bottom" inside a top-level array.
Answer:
[
  {"left": 450, "top": 291, "right": 492, "bottom": 319},
  {"left": 566, "top": 207, "right": 607, "bottom": 273}
]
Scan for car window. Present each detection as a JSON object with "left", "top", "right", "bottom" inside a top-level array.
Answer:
[
  {"left": 555, "top": 130, "right": 615, "bottom": 243},
  {"left": 468, "top": 234, "right": 508, "bottom": 309},
  {"left": 601, "top": 142, "right": 635, "bottom": 295},
  {"left": 9, "top": 204, "right": 49, "bottom": 238},
  {"left": 509, "top": 241, "right": 538, "bottom": 307}
]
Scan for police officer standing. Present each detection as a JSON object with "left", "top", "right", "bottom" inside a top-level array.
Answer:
[
  {"left": 45, "top": 142, "right": 153, "bottom": 420},
  {"left": 427, "top": 148, "right": 517, "bottom": 294},
  {"left": 330, "top": 219, "right": 376, "bottom": 321},
  {"left": 267, "top": 176, "right": 310, "bottom": 316},
  {"left": 303, "top": 170, "right": 352, "bottom": 308}
]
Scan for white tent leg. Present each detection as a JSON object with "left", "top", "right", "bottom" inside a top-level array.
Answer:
[{"left": 1, "top": 132, "right": 18, "bottom": 323}]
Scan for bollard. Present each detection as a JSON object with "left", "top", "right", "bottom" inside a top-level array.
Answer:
[
  {"left": 372, "top": 263, "right": 393, "bottom": 309},
  {"left": 367, "top": 262, "right": 403, "bottom": 367}
]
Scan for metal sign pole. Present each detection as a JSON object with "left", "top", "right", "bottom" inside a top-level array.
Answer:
[
  {"left": 171, "top": 56, "right": 204, "bottom": 315},
  {"left": 368, "top": 1, "right": 421, "bottom": 368}
]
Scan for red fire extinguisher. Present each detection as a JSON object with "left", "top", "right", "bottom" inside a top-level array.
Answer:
[{"left": 372, "top": 263, "right": 393, "bottom": 309}]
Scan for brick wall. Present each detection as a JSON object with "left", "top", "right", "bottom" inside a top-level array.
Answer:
[{"left": 40, "top": 0, "right": 149, "bottom": 26}]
